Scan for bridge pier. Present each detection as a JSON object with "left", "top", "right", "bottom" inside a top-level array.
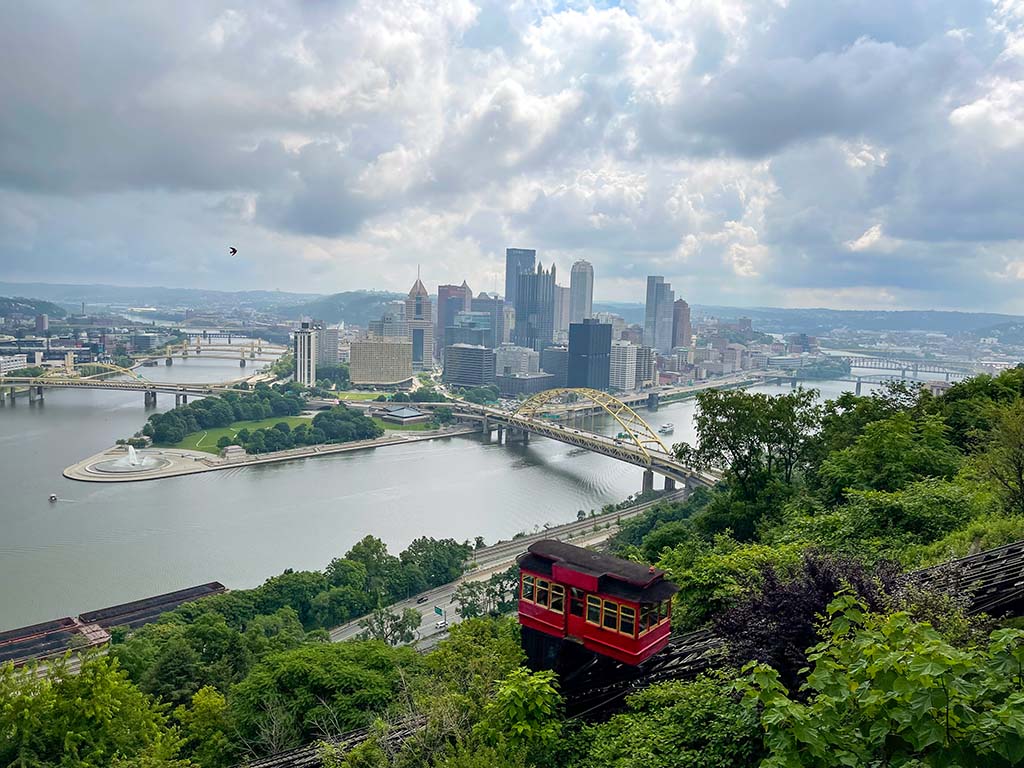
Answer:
[
  {"left": 165, "top": 357, "right": 173, "bottom": 365},
  {"left": 642, "top": 470, "right": 654, "bottom": 494},
  {"left": 664, "top": 477, "right": 676, "bottom": 491},
  {"left": 855, "top": 377, "right": 862, "bottom": 396},
  {"left": 497, "top": 424, "right": 504, "bottom": 443},
  {"left": 144, "top": 391, "right": 158, "bottom": 407},
  {"left": 239, "top": 359, "right": 246, "bottom": 367}
]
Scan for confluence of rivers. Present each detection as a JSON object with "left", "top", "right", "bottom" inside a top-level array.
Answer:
[{"left": 0, "top": 353, "right": 868, "bottom": 630}]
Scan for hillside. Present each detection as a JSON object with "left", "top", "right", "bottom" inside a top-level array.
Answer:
[
  {"left": 0, "top": 282, "right": 321, "bottom": 311},
  {"left": 281, "top": 290, "right": 406, "bottom": 326},
  {"left": 0, "top": 296, "right": 67, "bottom": 318}
]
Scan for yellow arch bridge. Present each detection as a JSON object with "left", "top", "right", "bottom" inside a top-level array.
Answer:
[{"left": 451, "top": 388, "right": 718, "bottom": 491}]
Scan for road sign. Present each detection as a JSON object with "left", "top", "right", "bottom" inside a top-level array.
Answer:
[{"left": 434, "top": 606, "right": 443, "bottom": 616}]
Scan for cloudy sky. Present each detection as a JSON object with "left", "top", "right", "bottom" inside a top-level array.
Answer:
[{"left": 2, "top": 1, "right": 1024, "bottom": 310}]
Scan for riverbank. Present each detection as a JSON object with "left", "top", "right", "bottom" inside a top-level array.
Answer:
[{"left": 63, "top": 423, "right": 479, "bottom": 483}]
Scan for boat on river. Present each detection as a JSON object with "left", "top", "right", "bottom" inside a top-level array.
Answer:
[{"left": 657, "top": 423, "right": 674, "bottom": 435}]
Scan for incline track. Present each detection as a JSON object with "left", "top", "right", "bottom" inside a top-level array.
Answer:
[{"left": 240, "top": 538, "right": 1024, "bottom": 768}]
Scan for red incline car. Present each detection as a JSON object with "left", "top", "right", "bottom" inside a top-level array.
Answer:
[{"left": 517, "top": 539, "right": 678, "bottom": 666}]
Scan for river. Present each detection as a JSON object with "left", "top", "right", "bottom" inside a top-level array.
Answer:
[{"left": 0, "top": 357, "right": 868, "bottom": 631}]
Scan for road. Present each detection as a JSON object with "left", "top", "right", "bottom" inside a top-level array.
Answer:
[{"left": 328, "top": 489, "right": 688, "bottom": 648}]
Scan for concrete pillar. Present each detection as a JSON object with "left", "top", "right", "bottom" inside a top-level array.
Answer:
[
  {"left": 855, "top": 378, "right": 862, "bottom": 396},
  {"left": 10, "top": 387, "right": 16, "bottom": 404},
  {"left": 175, "top": 394, "right": 182, "bottom": 407},
  {"left": 522, "top": 430, "right": 529, "bottom": 444},
  {"left": 664, "top": 477, "right": 676, "bottom": 491},
  {"left": 181, "top": 395, "right": 187, "bottom": 405},
  {"left": 165, "top": 357, "right": 172, "bottom": 365},
  {"left": 239, "top": 359, "right": 246, "bottom": 367},
  {"left": 28, "top": 387, "right": 36, "bottom": 403},
  {"left": 642, "top": 470, "right": 654, "bottom": 494},
  {"left": 497, "top": 425, "right": 504, "bottom": 443}
]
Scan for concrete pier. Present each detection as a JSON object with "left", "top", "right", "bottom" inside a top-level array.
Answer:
[
  {"left": 664, "top": 477, "right": 676, "bottom": 491},
  {"left": 642, "top": 469, "right": 654, "bottom": 494}
]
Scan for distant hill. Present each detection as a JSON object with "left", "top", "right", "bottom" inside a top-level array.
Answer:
[
  {"left": 0, "top": 296, "right": 67, "bottom": 318},
  {"left": 0, "top": 282, "right": 322, "bottom": 311},
  {"left": 972, "top": 321, "right": 1024, "bottom": 346},
  {"left": 281, "top": 291, "right": 406, "bottom": 327},
  {"left": 592, "top": 302, "right": 1024, "bottom": 336}
]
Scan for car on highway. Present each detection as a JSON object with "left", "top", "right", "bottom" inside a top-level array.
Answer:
[
  {"left": 416, "top": 596, "right": 429, "bottom": 604},
  {"left": 435, "top": 619, "right": 448, "bottom": 629}
]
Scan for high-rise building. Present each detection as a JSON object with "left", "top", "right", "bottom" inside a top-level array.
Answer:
[
  {"left": 504, "top": 248, "right": 536, "bottom": 307},
  {"left": 369, "top": 311, "right": 406, "bottom": 338},
  {"left": 315, "top": 323, "right": 342, "bottom": 366},
  {"left": 569, "top": 260, "right": 593, "bottom": 324},
  {"left": 350, "top": 338, "right": 414, "bottom": 386},
  {"left": 442, "top": 344, "right": 496, "bottom": 387},
  {"left": 405, "top": 277, "right": 434, "bottom": 370},
  {"left": 609, "top": 341, "right": 638, "bottom": 391},
  {"left": 553, "top": 285, "right": 570, "bottom": 335},
  {"left": 436, "top": 282, "right": 472, "bottom": 356},
  {"left": 672, "top": 299, "right": 691, "bottom": 350},
  {"left": 502, "top": 305, "right": 515, "bottom": 343},
  {"left": 447, "top": 311, "right": 495, "bottom": 348},
  {"left": 512, "top": 262, "right": 556, "bottom": 352},
  {"left": 644, "top": 276, "right": 675, "bottom": 353},
  {"left": 594, "top": 312, "right": 626, "bottom": 340},
  {"left": 294, "top": 322, "right": 317, "bottom": 386},
  {"left": 567, "top": 319, "right": 611, "bottom": 390},
  {"left": 34, "top": 314, "right": 48, "bottom": 333},
  {"left": 540, "top": 345, "right": 568, "bottom": 388},
  {"left": 635, "top": 345, "right": 656, "bottom": 388},
  {"left": 470, "top": 292, "right": 506, "bottom": 349},
  {"left": 495, "top": 344, "right": 540, "bottom": 376}
]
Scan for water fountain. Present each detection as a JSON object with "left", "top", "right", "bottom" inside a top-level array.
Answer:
[{"left": 89, "top": 444, "right": 171, "bottom": 475}]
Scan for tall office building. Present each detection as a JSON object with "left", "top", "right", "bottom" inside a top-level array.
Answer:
[
  {"left": 635, "top": 345, "right": 656, "bottom": 388},
  {"left": 405, "top": 277, "right": 434, "bottom": 370},
  {"left": 644, "top": 276, "right": 675, "bottom": 353},
  {"left": 442, "top": 344, "right": 496, "bottom": 387},
  {"left": 504, "top": 248, "right": 536, "bottom": 307},
  {"left": 447, "top": 311, "right": 494, "bottom": 348},
  {"left": 569, "top": 260, "right": 594, "bottom": 324},
  {"left": 350, "top": 338, "right": 414, "bottom": 386},
  {"left": 369, "top": 311, "right": 406, "bottom": 338},
  {"left": 512, "top": 262, "right": 556, "bottom": 352},
  {"left": 470, "top": 292, "right": 506, "bottom": 348},
  {"left": 567, "top": 319, "right": 611, "bottom": 390},
  {"left": 495, "top": 344, "right": 540, "bottom": 376},
  {"left": 315, "top": 323, "right": 342, "bottom": 366},
  {"left": 35, "top": 314, "right": 48, "bottom": 333},
  {"left": 609, "top": 341, "right": 638, "bottom": 391},
  {"left": 436, "top": 281, "right": 472, "bottom": 356},
  {"left": 553, "top": 285, "right": 571, "bottom": 335},
  {"left": 672, "top": 299, "right": 692, "bottom": 350},
  {"left": 540, "top": 345, "right": 568, "bottom": 387},
  {"left": 293, "top": 322, "right": 317, "bottom": 386}
]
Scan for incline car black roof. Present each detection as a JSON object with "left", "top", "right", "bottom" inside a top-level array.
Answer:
[{"left": 527, "top": 539, "right": 664, "bottom": 585}]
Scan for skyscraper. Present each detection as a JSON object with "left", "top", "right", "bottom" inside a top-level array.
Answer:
[
  {"left": 553, "top": 285, "right": 570, "bottom": 335},
  {"left": 436, "top": 281, "right": 472, "bottom": 357},
  {"left": 293, "top": 322, "right": 317, "bottom": 386},
  {"left": 569, "top": 260, "right": 594, "bottom": 324},
  {"left": 504, "top": 248, "right": 536, "bottom": 306},
  {"left": 470, "top": 291, "right": 506, "bottom": 348},
  {"left": 512, "top": 262, "right": 556, "bottom": 352},
  {"left": 644, "top": 276, "right": 675, "bottom": 353},
  {"left": 442, "top": 344, "right": 496, "bottom": 387},
  {"left": 672, "top": 299, "right": 692, "bottom": 350},
  {"left": 609, "top": 341, "right": 638, "bottom": 391},
  {"left": 405, "top": 277, "right": 434, "bottom": 370},
  {"left": 567, "top": 319, "right": 611, "bottom": 390}
]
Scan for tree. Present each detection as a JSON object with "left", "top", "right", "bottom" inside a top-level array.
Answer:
[
  {"left": 981, "top": 400, "right": 1024, "bottom": 516},
  {"left": 357, "top": 607, "right": 422, "bottom": 645},
  {"left": 175, "top": 686, "right": 238, "bottom": 768},
  {"left": 0, "top": 654, "right": 187, "bottom": 767},
  {"left": 581, "top": 673, "right": 763, "bottom": 768},
  {"left": 477, "top": 668, "right": 562, "bottom": 764},
  {"left": 743, "top": 595, "right": 1024, "bottom": 768}
]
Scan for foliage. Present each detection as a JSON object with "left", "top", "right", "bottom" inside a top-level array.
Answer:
[
  {"left": 0, "top": 654, "right": 186, "bottom": 768},
  {"left": 713, "top": 551, "right": 900, "bottom": 692},
  {"left": 477, "top": 668, "right": 562, "bottom": 764},
  {"left": 980, "top": 400, "right": 1024, "bottom": 516},
  {"left": 580, "top": 673, "right": 763, "bottom": 768},
  {"left": 271, "top": 351, "right": 295, "bottom": 378},
  {"left": 318, "top": 363, "right": 352, "bottom": 390},
  {"left": 656, "top": 533, "right": 803, "bottom": 631},
  {"left": 818, "top": 412, "right": 961, "bottom": 502},
  {"left": 229, "top": 641, "right": 421, "bottom": 755},
  {"left": 357, "top": 607, "right": 423, "bottom": 645},
  {"left": 147, "top": 387, "right": 303, "bottom": 445},
  {"left": 459, "top": 385, "right": 500, "bottom": 405},
  {"left": 452, "top": 566, "right": 518, "bottom": 619},
  {"left": 174, "top": 685, "right": 238, "bottom": 768},
  {"left": 743, "top": 596, "right": 1024, "bottom": 768}
]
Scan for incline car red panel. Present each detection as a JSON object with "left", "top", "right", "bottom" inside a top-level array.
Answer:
[{"left": 517, "top": 539, "right": 678, "bottom": 665}]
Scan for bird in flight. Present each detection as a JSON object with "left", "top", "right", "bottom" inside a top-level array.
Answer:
[{"left": 228, "top": 247, "right": 238, "bottom": 256}]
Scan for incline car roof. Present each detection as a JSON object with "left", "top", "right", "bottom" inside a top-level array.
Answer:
[{"left": 524, "top": 539, "right": 668, "bottom": 587}]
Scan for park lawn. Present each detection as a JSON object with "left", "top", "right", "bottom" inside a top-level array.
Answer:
[
  {"left": 168, "top": 415, "right": 312, "bottom": 454},
  {"left": 371, "top": 417, "right": 436, "bottom": 432},
  {"left": 336, "top": 391, "right": 383, "bottom": 401}
]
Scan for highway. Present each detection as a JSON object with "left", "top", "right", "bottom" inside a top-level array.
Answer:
[{"left": 327, "top": 489, "right": 688, "bottom": 648}]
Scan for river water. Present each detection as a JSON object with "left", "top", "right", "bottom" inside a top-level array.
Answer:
[{"left": 0, "top": 357, "right": 866, "bottom": 631}]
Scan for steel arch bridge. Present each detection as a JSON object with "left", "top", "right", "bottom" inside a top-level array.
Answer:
[{"left": 513, "top": 387, "right": 671, "bottom": 463}]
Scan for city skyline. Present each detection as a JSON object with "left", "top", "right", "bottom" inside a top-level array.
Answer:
[{"left": 2, "top": 3, "right": 1023, "bottom": 312}]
